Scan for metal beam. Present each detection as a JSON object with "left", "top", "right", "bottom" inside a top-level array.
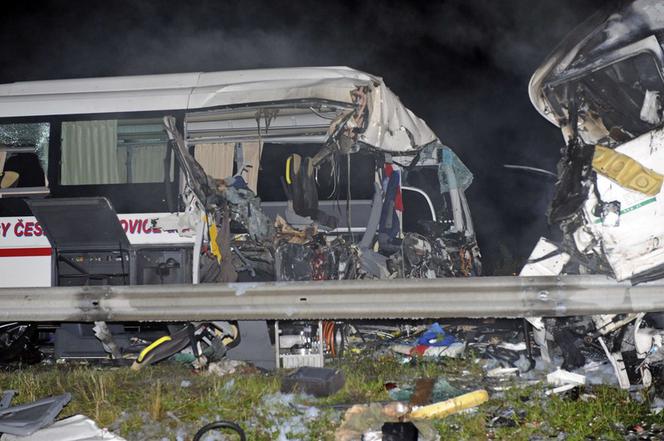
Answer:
[{"left": 0, "top": 275, "right": 662, "bottom": 322}]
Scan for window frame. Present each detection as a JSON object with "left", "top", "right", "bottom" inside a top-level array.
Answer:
[
  {"left": 59, "top": 117, "right": 173, "bottom": 186},
  {"left": 0, "top": 121, "right": 52, "bottom": 198},
  {"left": 0, "top": 110, "right": 185, "bottom": 215}
]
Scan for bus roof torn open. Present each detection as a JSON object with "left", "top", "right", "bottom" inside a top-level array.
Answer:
[{"left": 0, "top": 66, "right": 437, "bottom": 153}]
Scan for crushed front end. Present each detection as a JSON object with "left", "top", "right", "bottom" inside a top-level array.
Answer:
[
  {"left": 524, "top": 0, "right": 664, "bottom": 389},
  {"left": 527, "top": 0, "right": 664, "bottom": 282},
  {"left": 163, "top": 70, "right": 482, "bottom": 285}
]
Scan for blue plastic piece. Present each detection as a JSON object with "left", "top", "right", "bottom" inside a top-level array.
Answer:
[{"left": 416, "top": 322, "right": 456, "bottom": 347}]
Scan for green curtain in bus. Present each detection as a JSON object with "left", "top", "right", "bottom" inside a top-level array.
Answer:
[
  {"left": 129, "top": 144, "right": 167, "bottom": 183},
  {"left": 61, "top": 120, "right": 121, "bottom": 185}
]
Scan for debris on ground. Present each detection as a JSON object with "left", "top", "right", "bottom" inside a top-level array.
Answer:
[
  {"left": 386, "top": 377, "right": 461, "bottom": 403},
  {"left": 546, "top": 368, "right": 586, "bottom": 386},
  {"left": 0, "top": 392, "right": 71, "bottom": 437},
  {"left": 206, "top": 359, "right": 250, "bottom": 377},
  {"left": 335, "top": 402, "right": 439, "bottom": 441},
  {"left": 389, "top": 323, "right": 466, "bottom": 360},
  {"left": 409, "top": 389, "right": 489, "bottom": 420},
  {"left": 4, "top": 349, "right": 664, "bottom": 439},
  {"left": 486, "top": 367, "right": 519, "bottom": 378},
  {"left": 192, "top": 420, "right": 246, "bottom": 441},
  {"left": 0, "top": 415, "right": 126, "bottom": 441},
  {"left": 281, "top": 367, "right": 345, "bottom": 397},
  {"left": 260, "top": 392, "right": 321, "bottom": 441},
  {"left": 380, "top": 422, "right": 419, "bottom": 441}
]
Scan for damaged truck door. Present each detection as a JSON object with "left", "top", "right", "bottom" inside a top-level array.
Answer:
[{"left": 523, "top": 0, "right": 664, "bottom": 388}]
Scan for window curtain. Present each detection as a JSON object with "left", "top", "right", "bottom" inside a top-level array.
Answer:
[
  {"left": 241, "top": 141, "right": 262, "bottom": 193},
  {"left": 128, "top": 144, "right": 167, "bottom": 183},
  {"left": 194, "top": 143, "right": 235, "bottom": 180},
  {"left": 61, "top": 120, "right": 120, "bottom": 185}
]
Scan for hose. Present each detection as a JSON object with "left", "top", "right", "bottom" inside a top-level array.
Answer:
[{"left": 193, "top": 420, "right": 246, "bottom": 441}]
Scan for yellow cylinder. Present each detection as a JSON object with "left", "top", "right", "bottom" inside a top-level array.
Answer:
[{"left": 409, "top": 389, "right": 489, "bottom": 420}]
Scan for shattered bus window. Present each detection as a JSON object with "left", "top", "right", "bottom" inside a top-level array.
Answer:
[
  {"left": 0, "top": 122, "right": 49, "bottom": 171},
  {"left": 0, "top": 122, "right": 49, "bottom": 193}
]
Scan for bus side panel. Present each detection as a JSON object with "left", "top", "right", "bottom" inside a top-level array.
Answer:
[
  {"left": 0, "top": 255, "right": 51, "bottom": 287},
  {"left": 0, "top": 213, "right": 195, "bottom": 288},
  {"left": 0, "top": 215, "right": 52, "bottom": 288}
]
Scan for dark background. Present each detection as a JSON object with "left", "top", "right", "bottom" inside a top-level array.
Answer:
[{"left": 0, "top": 0, "right": 605, "bottom": 274}]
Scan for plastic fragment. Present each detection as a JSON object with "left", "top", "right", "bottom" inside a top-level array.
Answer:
[{"left": 409, "top": 389, "right": 489, "bottom": 420}]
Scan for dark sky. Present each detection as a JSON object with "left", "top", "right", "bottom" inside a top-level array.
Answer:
[{"left": 0, "top": 0, "right": 606, "bottom": 274}]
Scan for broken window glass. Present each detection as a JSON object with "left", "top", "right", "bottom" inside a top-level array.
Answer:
[
  {"left": 437, "top": 145, "right": 473, "bottom": 193},
  {"left": 0, "top": 123, "right": 49, "bottom": 190},
  {"left": 414, "top": 142, "right": 473, "bottom": 194}
]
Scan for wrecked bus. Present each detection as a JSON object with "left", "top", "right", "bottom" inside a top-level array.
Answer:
[
  {"left": 0, "top": 67, "right": 480, "bottom": 366},
  {"left": 523, "top": 0, "right": 664, "bottom": 388}
]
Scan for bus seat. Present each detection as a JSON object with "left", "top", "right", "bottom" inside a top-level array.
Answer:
[{"left": 1, "top": 171, "right": 19, "bottom": 188}]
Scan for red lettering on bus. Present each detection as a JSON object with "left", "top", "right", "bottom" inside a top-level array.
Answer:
[{"left": 14, "top": 220, "right": 24, "bottom": 237}]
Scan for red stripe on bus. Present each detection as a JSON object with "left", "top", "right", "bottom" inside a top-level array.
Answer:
[{"left": 0, "top": 247, "right": 52, "bottom": 257}]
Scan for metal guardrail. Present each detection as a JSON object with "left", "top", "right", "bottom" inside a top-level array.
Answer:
[{"left": 1, "top": 275, "right": 663, "bottom": 322}]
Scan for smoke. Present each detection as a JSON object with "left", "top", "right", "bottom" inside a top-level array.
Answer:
[{"left": 0, "top": 0, "right": 606, "bottom": 273}]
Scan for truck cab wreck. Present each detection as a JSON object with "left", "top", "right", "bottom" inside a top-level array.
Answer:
[
  {"left": 0, "top": 67, "right": 480, "bottom": 367},
  {"left": 524, "top": 0, "right": 664, "bottom": 387}
]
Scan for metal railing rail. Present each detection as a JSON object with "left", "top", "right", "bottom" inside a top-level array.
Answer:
[{"left": 0, "top": 275, "right": 661, "bottom": 322}]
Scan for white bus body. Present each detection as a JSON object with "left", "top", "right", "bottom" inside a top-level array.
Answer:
[{"left": 0, "top": 66, "right": 479, "bottom": 288}]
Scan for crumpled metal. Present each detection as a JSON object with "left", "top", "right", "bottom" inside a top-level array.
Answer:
[{"left": 223, "top": 186, "right": 274, "bottom": 242}]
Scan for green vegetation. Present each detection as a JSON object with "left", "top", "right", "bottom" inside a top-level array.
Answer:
[{"left": 1, "top": 355, "right": 662, "bottom": 440}]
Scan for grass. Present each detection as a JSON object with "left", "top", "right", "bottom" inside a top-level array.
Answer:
[{"left": 1, "top": 355, "right": 662, "bottom": 440}]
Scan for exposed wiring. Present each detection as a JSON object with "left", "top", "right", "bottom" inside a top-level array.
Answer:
[
  {"left": 323, "top": 321, "right": 336, "bottom": 357},
  {"left": 326, "top": 154, "right": 338, "bottom": 199}
]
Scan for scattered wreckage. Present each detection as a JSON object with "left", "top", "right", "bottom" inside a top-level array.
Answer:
[
  {"left": 524, "top": 0, "right": 664, "bottom": 390},
  {"left": 3, "top": 0, "right": 664, "bottom": 415},
  {"left": 0, "top": 67, "right": 480, "bottom": 368}
]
